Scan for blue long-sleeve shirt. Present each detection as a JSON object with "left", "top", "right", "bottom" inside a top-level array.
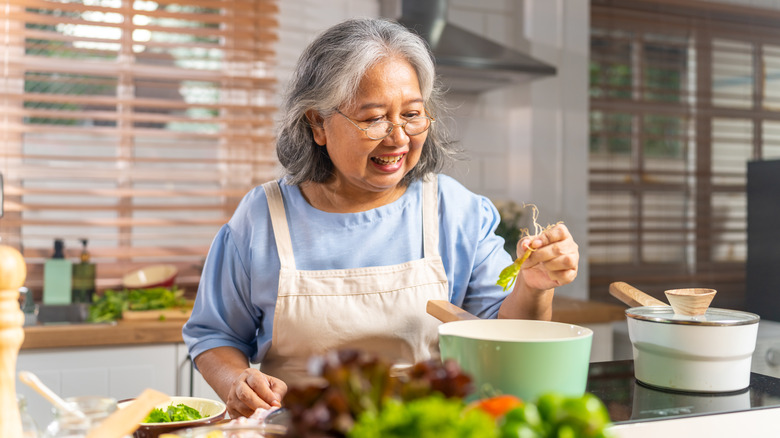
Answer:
[{"left": 183, "top": 174, "right": 513, "bottom": 364}]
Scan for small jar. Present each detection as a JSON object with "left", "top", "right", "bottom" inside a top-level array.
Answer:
[
  {"left": 18, "top": 393, "right": 40, "bottom": 438},
  {"left": 42, "top": 396, "right": 117, "bottom": 438}
]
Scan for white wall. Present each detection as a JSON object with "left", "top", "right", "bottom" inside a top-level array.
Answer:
[{"left": 276, "top": 0, "right": 591, "bottom": 299}]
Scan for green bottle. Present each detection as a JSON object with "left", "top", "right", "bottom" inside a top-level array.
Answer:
[
  {"left": 72, "top": 238, "right": 96, "bottom": 303},
  {"left": 43, "top": 239, "right": 72, "bottom": 305}
]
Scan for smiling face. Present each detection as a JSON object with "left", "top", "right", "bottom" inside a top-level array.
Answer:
[{"left": 308, "top": 56, "right": 427, "bottom": 203}]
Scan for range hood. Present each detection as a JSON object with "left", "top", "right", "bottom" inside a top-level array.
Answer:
[{"left": 384, "top": 0, "right": 556, "bottom": 93}]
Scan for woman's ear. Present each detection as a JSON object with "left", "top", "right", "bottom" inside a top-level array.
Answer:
[{"left": 306, "top": 110, "right": 327, "bottom": 146}]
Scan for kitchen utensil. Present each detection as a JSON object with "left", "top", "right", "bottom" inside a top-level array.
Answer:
[
  {"left": 117, "top": 396, "right": 226, "bottom": 438},
  {"left": 426, "top": 300, "right": 480, "bottom": 322},
  {"left": 608, "top": 281, "right": 667, "bottom": 307},
  {"left": 427, "top": 300, "right": 592, "bottom": 402},
  {"left": 18, "top": 371, "right": 87, "bottom": 420},
  {"left": 609, "top": 282, "right": 760, "bottom": 393},
  {"left": 664, "top": 288, "right": 716, "bottom": 316},
  {"left": 43, "top": 396, "right": 118, "bottom": 438},
  {"left": 86, "top": 388, "right": 169, "bottom": 438}
]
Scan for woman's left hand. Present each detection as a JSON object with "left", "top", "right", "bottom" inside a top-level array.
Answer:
[{"left": 516, "top": 223, "right": 579, "bottom": 291}]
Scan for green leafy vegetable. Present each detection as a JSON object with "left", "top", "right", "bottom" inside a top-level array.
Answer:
[
  {"left": 143, "top": 403, "right": 204, "bottom": 423},
  {"left": 495, "top": 204, "right": 562, "bottom": 292},
  {"left": 283, "top": 350, "right": 474, "bottom": 437},
  {"left": 496, "top": 249, "right": 533, "bottom": 292},
  {"left": 144, "top": 408, "right": 170, "bottom": 423},
  {"left": 87, "top": 286, "right": 186, "bottom": 322},
  {"left": 499, "top": 393, "right": 614, "bottom": 438},
  {"left": 349, "top": 395, "right": 497, "bottom": 438}
]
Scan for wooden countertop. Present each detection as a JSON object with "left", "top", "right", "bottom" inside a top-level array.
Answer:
[
  {"left": 20, "top": 297, "right": 625, "bottom": 350},
  {"left": 551, "top": 296, "right": 626, "bottom": 325},
  {"left": 21, "top": 319, "right": 185, "bottom": 350}
]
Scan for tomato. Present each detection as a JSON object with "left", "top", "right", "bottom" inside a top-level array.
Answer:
[{"left": 470, "top": 395, "right": 524, "bottom": 419}]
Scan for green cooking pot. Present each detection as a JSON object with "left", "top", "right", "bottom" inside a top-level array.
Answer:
[{"left": 430, "top": 301, "right": 593, "bottom": 402}]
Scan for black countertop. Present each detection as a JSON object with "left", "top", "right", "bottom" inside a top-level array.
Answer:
[{"left": 587, "top": 360, "right": 780, "bottom": 424}]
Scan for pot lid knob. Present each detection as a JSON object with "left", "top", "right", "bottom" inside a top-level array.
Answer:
[{"left": 664, "top": 288, "right": 716, "bottom": 316}]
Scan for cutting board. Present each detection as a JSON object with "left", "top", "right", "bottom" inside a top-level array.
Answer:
[{"left": 122, "top": 306, "right": 193, "bottom": 321}]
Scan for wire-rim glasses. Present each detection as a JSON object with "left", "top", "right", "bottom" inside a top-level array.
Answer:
[{"left": 336, "top": 109, "right": 435, "bottom": 140}]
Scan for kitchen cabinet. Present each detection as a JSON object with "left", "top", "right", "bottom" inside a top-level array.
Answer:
[
  {"left": 17, "top": 343, "right": 219, "bottom": 426},
  {"left": 17, "top": 344, "right": 180, "bottom": 427},
  {"left": 17, "top": 319, "right": 216, "bottom": 426},
  {"left": 175, "top": 344, "right": 220, "bottom": 401}
]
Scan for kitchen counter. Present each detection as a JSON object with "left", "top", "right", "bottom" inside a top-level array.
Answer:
[
  {"left": 610, "top": 406, "right": 780, "bottom": 437},
  {"left": 590, "top": 360, "right": 780, "bottom": 436},
  {"left": 551, "top": 296, "right": 625, "bottom": 324},
  {"left": 21, "top": 319, "right": 185, "bottom": 350},
  {"left": 20, "top": 297, "right": 624, "bottom": 350}
]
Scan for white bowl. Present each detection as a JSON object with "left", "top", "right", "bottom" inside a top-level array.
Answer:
[
  {"left": 122, "top": 264, "right": 178, "bottom": 289},
  {"left": 118, "top": 396, "right": 227, "bottom": 438}
]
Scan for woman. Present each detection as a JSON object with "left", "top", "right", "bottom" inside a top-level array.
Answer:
[{"left": 183, "top": 17, "right": 579, "bottom": 419}]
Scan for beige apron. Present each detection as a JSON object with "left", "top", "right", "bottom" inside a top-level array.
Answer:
[{"left": 259, "top": 178, "right": 448, "bottom": 385}]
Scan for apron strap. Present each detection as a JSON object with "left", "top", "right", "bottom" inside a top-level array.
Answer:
[
  {"left": 264, "top": 178, "right": 438, "bottom": 267},
  {"left": 263, "top": 181, "right": 296, "bottom": 269},
  {"left": 422, "top": 176, "right": 439, "bottom": 257}
]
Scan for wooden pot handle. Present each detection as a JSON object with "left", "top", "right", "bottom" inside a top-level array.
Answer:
[
  {"left": 609, "top": 282, "right": 668, "bottom": 308},
  {"left": 426, "top": 300, "right": 480, "bottom": 323}
]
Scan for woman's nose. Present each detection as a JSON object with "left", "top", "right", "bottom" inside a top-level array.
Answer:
[{"left": 384, "top": 121, "right": 409, "bottom": 144}]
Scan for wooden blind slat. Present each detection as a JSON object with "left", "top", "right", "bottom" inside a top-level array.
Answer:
[
  {"left": 1, "top": 0, "right": 280, "bottom": 294},
  {"left": 6, "top": 92, "right": 277, "bottom": 113},
  {"left": 7, "top": 56, "right": 278, "bottom": 84}
]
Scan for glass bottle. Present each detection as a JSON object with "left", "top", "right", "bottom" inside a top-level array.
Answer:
[
  {"left": 42, "top": 396, "right": 116, "bottom": 438},
  {"left": 18, "top": 393, "right": 40, "bottom": 438}
]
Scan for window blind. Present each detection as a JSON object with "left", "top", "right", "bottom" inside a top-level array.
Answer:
[
  {"left": 590, "top": 0, "right": 780, "bottom": 308},
  {"left": 0, "top": 0, "right": 279, "bottom": 295}
]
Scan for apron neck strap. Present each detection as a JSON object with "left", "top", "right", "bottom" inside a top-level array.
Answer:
[
  {"left": 422, "top": 176, "right": 439, "bottom": 257},
  {"left": 263, "top": 181, "right": 296, "bottom": 269},
  {"left": 263, "top": 176, "right": 440, "bottom": 269}
]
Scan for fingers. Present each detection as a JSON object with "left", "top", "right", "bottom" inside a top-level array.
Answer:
[
  {"left": 227, "top": 369, "right": 287, "bottom": 418},
  {"left": 520, "top": 224, "right": 579, "bottom": 277},
  {"left": 247, "top": 372, "right": 287, "bottom": 408}
]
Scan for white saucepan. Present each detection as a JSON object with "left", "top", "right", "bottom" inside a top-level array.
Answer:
[{"left": 610, "top": 282, "right": 760, "bottom": 393}]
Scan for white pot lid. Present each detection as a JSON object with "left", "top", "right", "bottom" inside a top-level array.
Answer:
[{"left": 626, "top": 306, "right": 760, "bottom": 327}]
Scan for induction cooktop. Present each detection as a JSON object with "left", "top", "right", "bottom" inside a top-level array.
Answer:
[{"left": 587, "top": 360, "right": 780, "bottom": 423}]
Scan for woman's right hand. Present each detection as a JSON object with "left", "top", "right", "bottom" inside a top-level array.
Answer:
[
  {"left": 193, "top": 347, "right": 288, "bottom": 419},
  {"left": 226, "top": 368, "right": 287, "bottom": 418}
]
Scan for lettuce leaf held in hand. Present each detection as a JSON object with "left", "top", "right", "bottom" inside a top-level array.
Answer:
[{"left": 496, "top": 204, "right": 563, "bottom": 292}]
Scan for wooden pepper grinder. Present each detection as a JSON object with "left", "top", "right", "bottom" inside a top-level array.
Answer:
[{"left": 0, "top": 244, "right": 27, "bottom": 438}]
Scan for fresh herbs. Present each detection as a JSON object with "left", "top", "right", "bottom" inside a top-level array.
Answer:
[
  {"left": 87, "top": 286, "right": 186, "bottom": 322},
  {"left": 143, "top": 403, "right": 204, "bottom": 423},
  {"left": 496, "top": 204, "right": 562, "bottom": 292}
]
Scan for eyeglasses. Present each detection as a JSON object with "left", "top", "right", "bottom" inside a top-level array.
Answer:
[{"left": 336, "top": 109, "right": 434, "bottom": 140}]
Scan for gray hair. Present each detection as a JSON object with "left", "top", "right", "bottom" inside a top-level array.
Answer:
[{"left": 276, "top": 17, "right": 458, "bottom": 186}]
